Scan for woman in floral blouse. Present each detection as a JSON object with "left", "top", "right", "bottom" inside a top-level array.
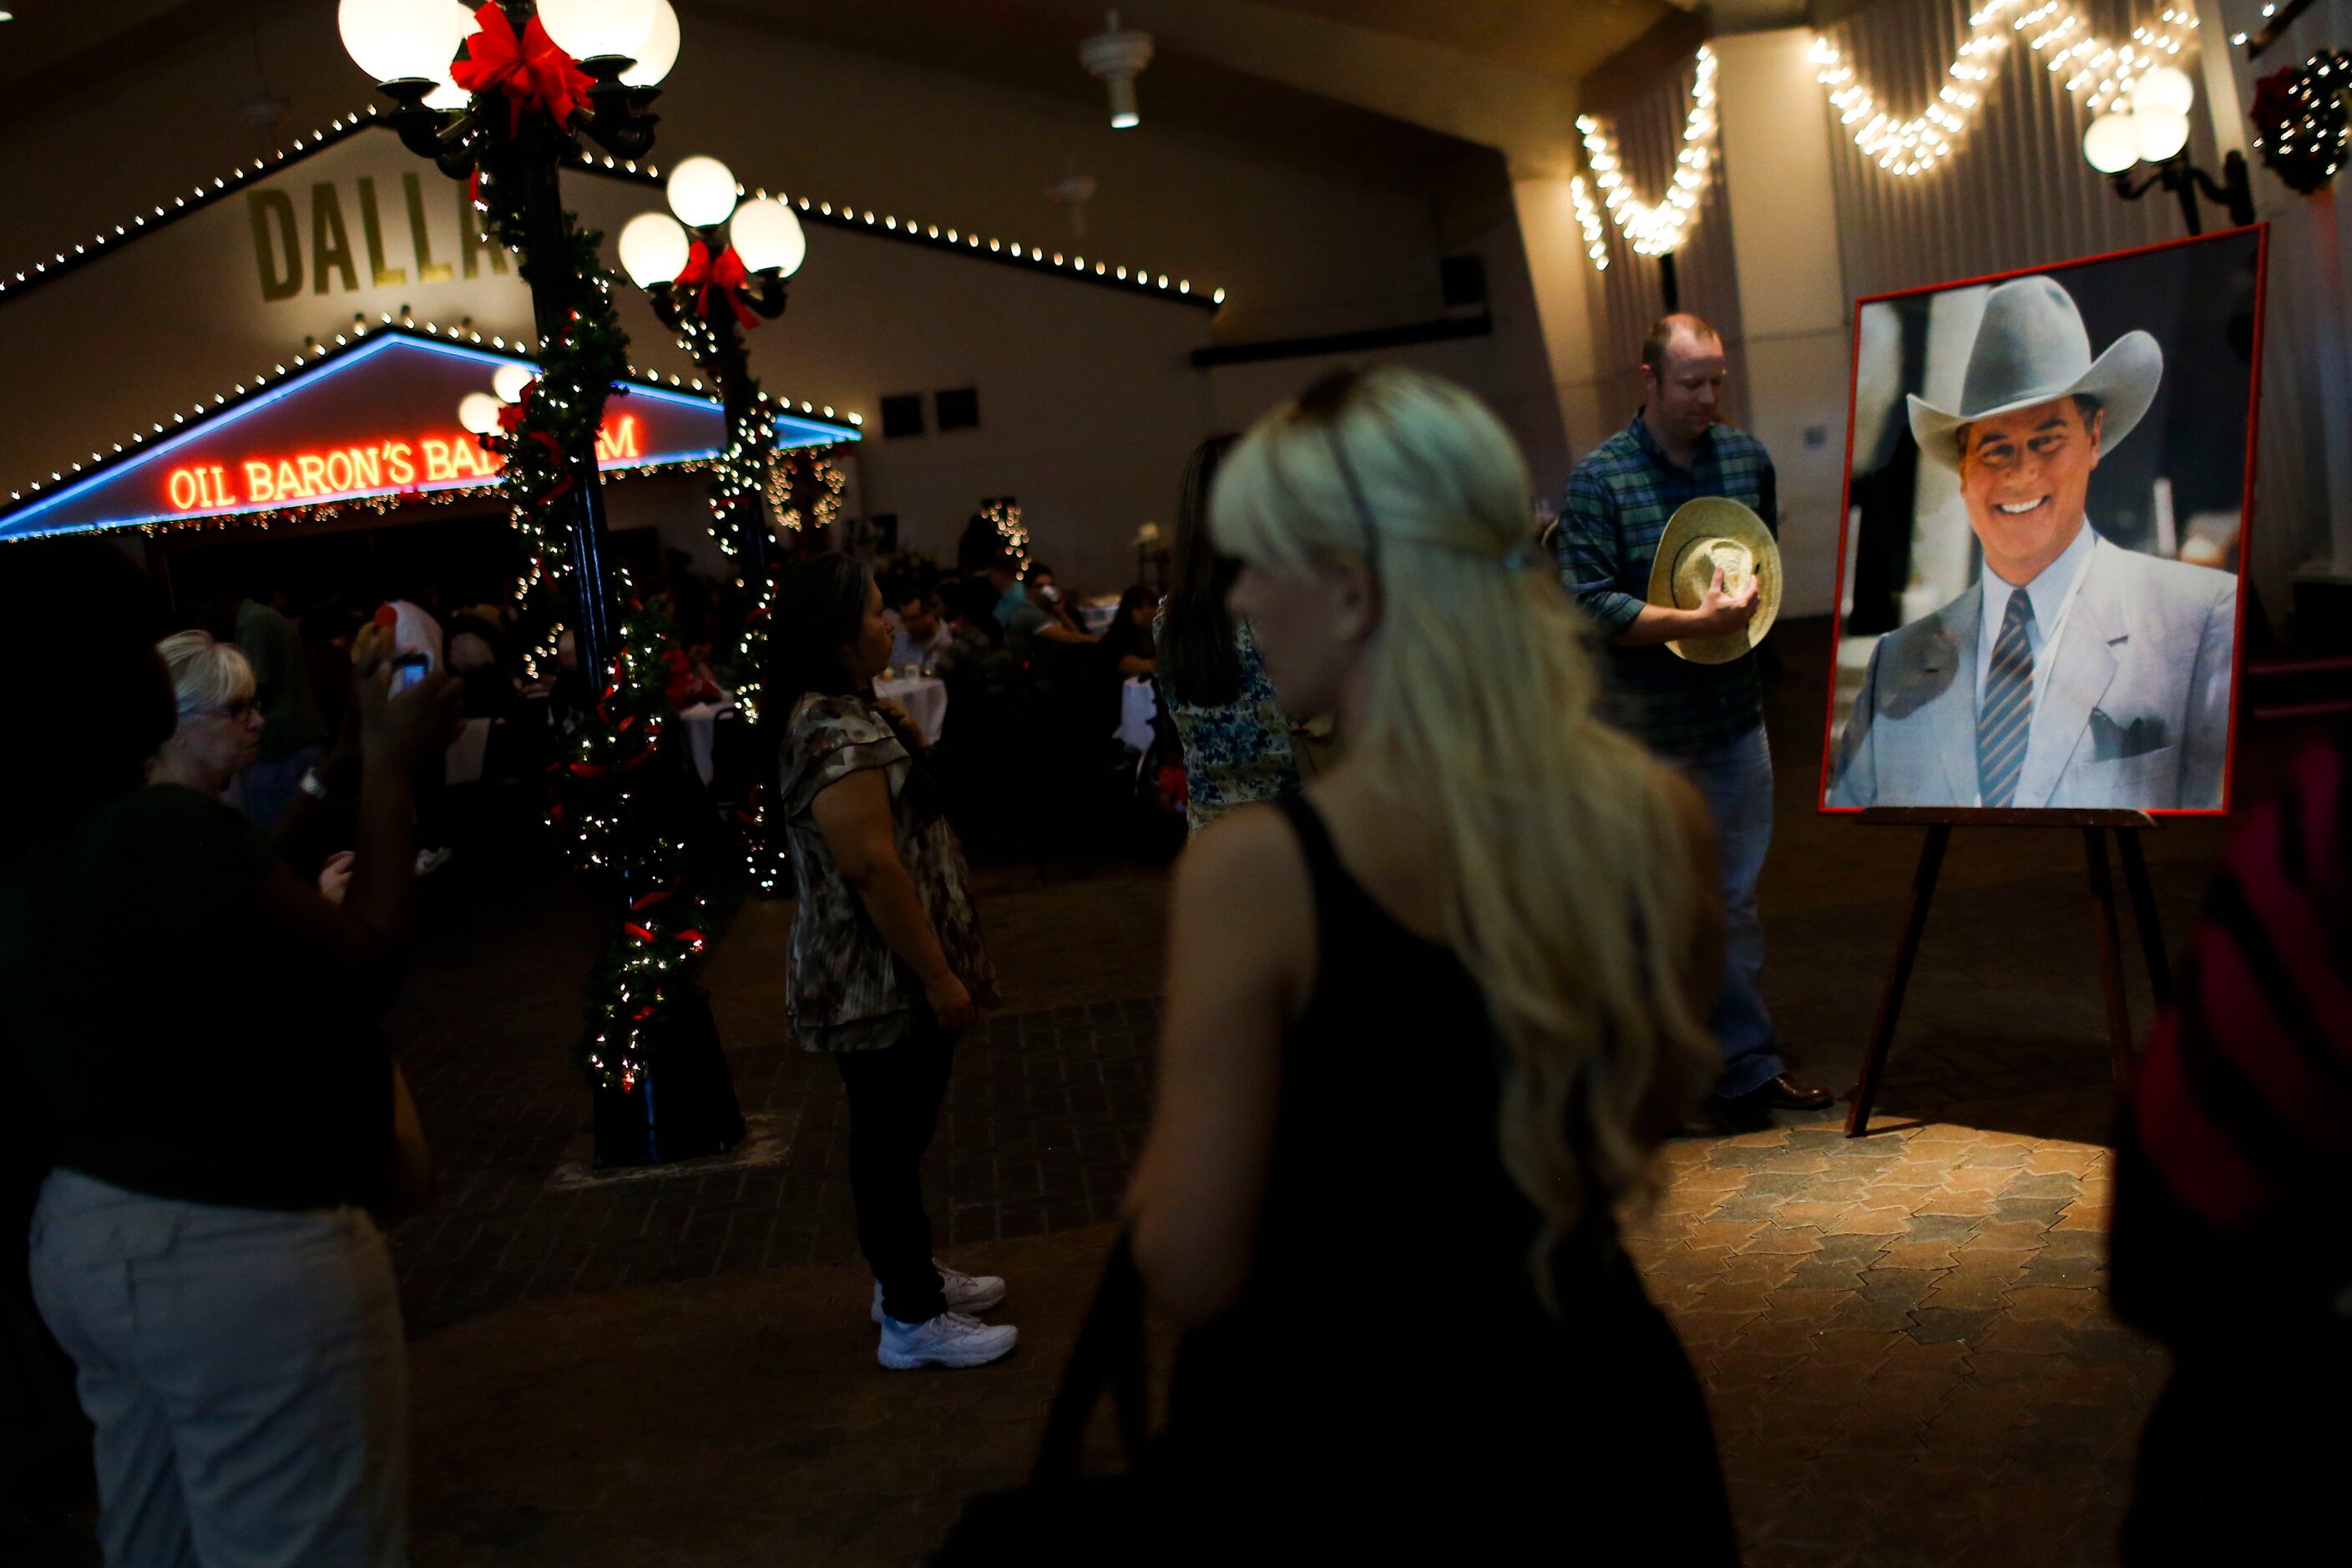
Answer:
[
  {"left": 770, "top": 555, "right": 1014, "bottom": 1372},
  {"left": 1155, "top": 433, "right": 1304, "bottom": 835}
]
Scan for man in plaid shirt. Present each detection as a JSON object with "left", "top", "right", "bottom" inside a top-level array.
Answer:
[{"left": 1555, "top": 314, "right": 1832, "bottom": 1126}]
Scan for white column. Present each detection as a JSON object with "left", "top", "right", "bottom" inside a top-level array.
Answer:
[
  {"left": 1509, "top": 172, "right": 1616, "bottom": 465},
  {"left": 1712, "top": 28, "right": 1853, "bottom": 619}
]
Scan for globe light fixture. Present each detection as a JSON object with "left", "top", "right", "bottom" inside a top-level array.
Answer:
[
  {"left": 729, "top": 196, "right": 807, "bottom": 278},
  {"left": 2129, "top": 66, "right": 2198, "bottom": 119},
  {"left": 618, "top": 210, "right": 692, "bottom": 288},
  {"left": 2132, "top": 107, "right": 2193, "bottom": 164},
  {"left": 621, "top": 0, "right": 681, "bottom": 88},
  {"left": 2081, "top": 68, "right": 2254, "bottom": 236},
  {"left": 666, "top": 155, "right": 740, "bottom": 228},
  {"left": 534, "top": 0, "right": 658, "bottom": 63},
  {"left": 457, "top": 391, "right": 504, "bottom": 436},
  {"left": 493, "top": 362, "right": 537, "bottom": 403},
  {"left": 338, "top": 0, "right": 470, "bottom": 84},
  {"left": 2082, "top": 113, "right": 2141, "bottom": 175}
]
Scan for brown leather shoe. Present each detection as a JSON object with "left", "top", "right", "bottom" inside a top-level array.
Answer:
[{"left": 1748, "top": 1074, "right": 1834, "bottom": 1110}]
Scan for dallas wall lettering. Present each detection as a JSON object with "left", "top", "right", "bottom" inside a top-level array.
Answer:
[{"left": 247, "top": 171, "right": 508, "bottom": 302}]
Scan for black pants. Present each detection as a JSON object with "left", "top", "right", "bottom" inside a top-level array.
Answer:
[{"left": 832, "top": 1012, "right": 957, "bottom": 1323}]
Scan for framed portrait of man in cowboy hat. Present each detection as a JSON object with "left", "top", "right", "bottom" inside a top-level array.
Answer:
[{"left": 1821, "top": 228, "right": 2264, "bottom": 815}]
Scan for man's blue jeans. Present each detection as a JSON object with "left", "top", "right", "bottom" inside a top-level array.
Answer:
[{"left": 1678, "top": 722, "right": 1783, "bottom": 1098}]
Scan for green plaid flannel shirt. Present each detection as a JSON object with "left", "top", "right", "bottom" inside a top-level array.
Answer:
[{"left": 1554, "top": 417, "right": 1778, "bottom": 758}]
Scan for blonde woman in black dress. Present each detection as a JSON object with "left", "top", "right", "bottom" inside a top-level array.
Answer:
[{"left": 1126, "top": 367, "right": 1739, "bottom": 1556}]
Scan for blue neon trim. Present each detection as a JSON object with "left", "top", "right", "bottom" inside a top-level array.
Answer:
[
  {"left": 0, "top": 327, "right": 857, "bottom": 541},
  {"left": 0, "top": 335, "right": 544, "bottom": 530}
]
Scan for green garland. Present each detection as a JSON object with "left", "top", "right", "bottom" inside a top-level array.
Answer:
[{"left": 464, "top": 151, "right": 711, "bottom": 1095}]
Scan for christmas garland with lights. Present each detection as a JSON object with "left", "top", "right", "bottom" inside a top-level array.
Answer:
[
  {"left": 559, "top": 587, "right": 712, "bottom": 1095},
  {"left": 2251, "top": 51, "right": 2349, "bottom": 195},
  {"left": 451, "top": 25, "right": 712, "bottom": 1095}
]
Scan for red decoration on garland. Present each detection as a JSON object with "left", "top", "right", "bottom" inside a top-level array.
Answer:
[
  {"left": 675, "top": 242, "right": 760, "bottom": 328},
  {"left": 496, "top": 380, "right": 537, "bottom": 430},
  {"left": 453, "top": 4, "right": 594, "bottom": 137}
]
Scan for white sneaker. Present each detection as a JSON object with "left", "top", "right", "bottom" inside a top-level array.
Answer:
[
  {"left": 877, "top": 1310, "right": 1019, "bottom": 1371},
  {"left": 870, "top": 1262, "right": 1006, "bottom": 1323}
]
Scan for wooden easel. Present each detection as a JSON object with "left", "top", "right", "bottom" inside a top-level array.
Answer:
[{"left": 1844, "top": 807, "right": 2175, "bottom": 1137}]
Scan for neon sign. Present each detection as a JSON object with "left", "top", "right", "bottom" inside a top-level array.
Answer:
[
  {"left": 0, "top": 331, "right": 853, "bottom": 544},
  {"left": 163, "top": 416, "right": 644, "bottom": 513}
]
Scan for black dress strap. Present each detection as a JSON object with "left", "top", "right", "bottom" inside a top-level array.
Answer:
[{"left": 1271, "top": 793, "right": 1350, "bottom": 923}]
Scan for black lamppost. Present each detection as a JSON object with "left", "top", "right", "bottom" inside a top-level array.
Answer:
[
  {"left": 340, "top": 0, "right": 680, "bottom": 686},
  {"left": 615, "top": 155, "right": 807, "bottom": 590},
  {"left": 346, "top": 0, "right": 746, "bottom": 1169}
]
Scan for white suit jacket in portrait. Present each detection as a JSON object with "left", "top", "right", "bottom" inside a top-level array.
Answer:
[{"left": 1827, "top": 534, "right": 2238, "bottom": 811}]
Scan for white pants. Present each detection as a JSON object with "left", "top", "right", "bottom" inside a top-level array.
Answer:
[{"left": 27, "top": 1170, "right": 407, "bottom": 1567}]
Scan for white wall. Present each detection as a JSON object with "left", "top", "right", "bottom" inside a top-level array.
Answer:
[{"left": 1716, "top": 29, "right": 1853, "bottom": 619}]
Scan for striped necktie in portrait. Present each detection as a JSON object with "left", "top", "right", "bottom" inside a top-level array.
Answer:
[{"left": 1977, "top": 589, "right": 2036, "bottom": 807}]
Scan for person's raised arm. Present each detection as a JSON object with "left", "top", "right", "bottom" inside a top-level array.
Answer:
[
  {"left": 247, "top": 662, "right": 459, "bottom": 1008},
  {"left": 1127, "top": 807, "right": 1310, "bottom": 1327},
  {"left": 1037, "top": 620, "right": 1097, "bottom": 648},
  {"left": 810, "top": 766, "right": 976, "bottom": 1030}
]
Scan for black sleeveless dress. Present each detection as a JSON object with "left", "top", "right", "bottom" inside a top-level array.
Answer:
[{"left": 1158, "top": 796, "right": 1739, "bottom": 1557}]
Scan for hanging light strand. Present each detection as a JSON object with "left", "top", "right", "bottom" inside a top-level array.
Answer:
[
  {"left": 1576, "top": 46, "right": 1720, "bottom": 260},
  {"left": 1809, "top": 2, "right": 2201, "bottom": 179}
]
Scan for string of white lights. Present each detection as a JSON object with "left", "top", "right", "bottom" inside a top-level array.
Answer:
[
  {"left": 2, "top": 107, "right": 1226, "bottom": 311},
  {"left": 1568, "top": 175, "right": 1610, "bottom": 271},
  {"left": 1576, "top": 46, "right": 1719, "bottom": 260},
  {"left": 1810, "top": 1, "right": 2200, "bottom": 179}
]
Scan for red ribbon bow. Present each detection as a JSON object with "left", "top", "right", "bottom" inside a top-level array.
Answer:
[
  {"left": 675, "top": 242, "right": 759, "bottom": 328},
  {"left": 452, "top": 3, "right": 594, "bottom": 137},
  {"left": 496, "top": 378, "right": 537, "bottom": 432}
]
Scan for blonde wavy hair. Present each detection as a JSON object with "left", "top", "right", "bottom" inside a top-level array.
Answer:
[
  {"left": 157, "top": 630, "right": 255, "bottom": 716},
  {"left": 1210, "top": 366, "right": 1715, "bottom": 1292}
]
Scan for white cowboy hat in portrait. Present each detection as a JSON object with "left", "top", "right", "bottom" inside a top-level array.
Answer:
[
  {"left": 1905, "top": 274, "right": 2163, "bottom": 472},
  {"left": 1829, "top": 270, "right": 2238, "bottom": 814}
]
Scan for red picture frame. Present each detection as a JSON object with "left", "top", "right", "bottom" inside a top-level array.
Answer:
[{"left": 1815, "top": 224, "right": 2269, "bottom": 818}]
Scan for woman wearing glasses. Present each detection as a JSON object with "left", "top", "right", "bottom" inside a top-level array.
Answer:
[
  {"left": 1125, "top": 368, "right": 1738, "bottom": 1554},
  {"left": 150, "top": 631, "right": 266, "bottom": 801},
  {"left": 2, "top": 552, "right": 458, "bottom": 1568}
]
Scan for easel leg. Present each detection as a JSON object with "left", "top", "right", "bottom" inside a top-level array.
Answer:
[
  {"left": 2115, "top": 827, "right": 2173, "bottom": 1010},
  {"left": 2083, "top": 828, "right": 2137, "bottom": 1090},
  {"left": 1847, "top": 824, "right": 1951, "bottom": 1138}
]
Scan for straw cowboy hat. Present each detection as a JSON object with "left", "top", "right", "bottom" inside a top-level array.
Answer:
[
  {"left": 1906, "top": 273, "right": 2163, "bottom": 473},
  {"left": 1647, "top": 496, "right": 1781, "bottom": 665}
]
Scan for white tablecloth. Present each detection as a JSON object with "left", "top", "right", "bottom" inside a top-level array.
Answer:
[
  {"left": 1116, "top": 677, "right": 1158, "bottom": 753},
  {"left": 875, "top": 675, "right": 949, "bottom": 746},
  {"left": 676, "top": 701, "right": 734, "bottom": 785},
  {"left": 444, "top": 716, "right": 493, "bottom": 786}
]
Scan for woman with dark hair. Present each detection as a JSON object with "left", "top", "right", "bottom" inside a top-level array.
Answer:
[
  {"left": 1098, "top": 585, "right": 1158, "bottom": 680},
  {"left": 766, "top": 554, "right": 1014, "bottom": 1370},
  {"left": 1153, "top": 433, "right": 1302, "bottom": 835},
  {"left": 2, "top": 539, "right": 457, "bottom": 1565}
]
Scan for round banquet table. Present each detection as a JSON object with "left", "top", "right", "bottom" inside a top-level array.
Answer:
[
  {"left": 675, "top": 700, "right": 735, "bottom": 785},
  {"left": 875, "top": 675, "right": 949, "bottom": 747}
]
